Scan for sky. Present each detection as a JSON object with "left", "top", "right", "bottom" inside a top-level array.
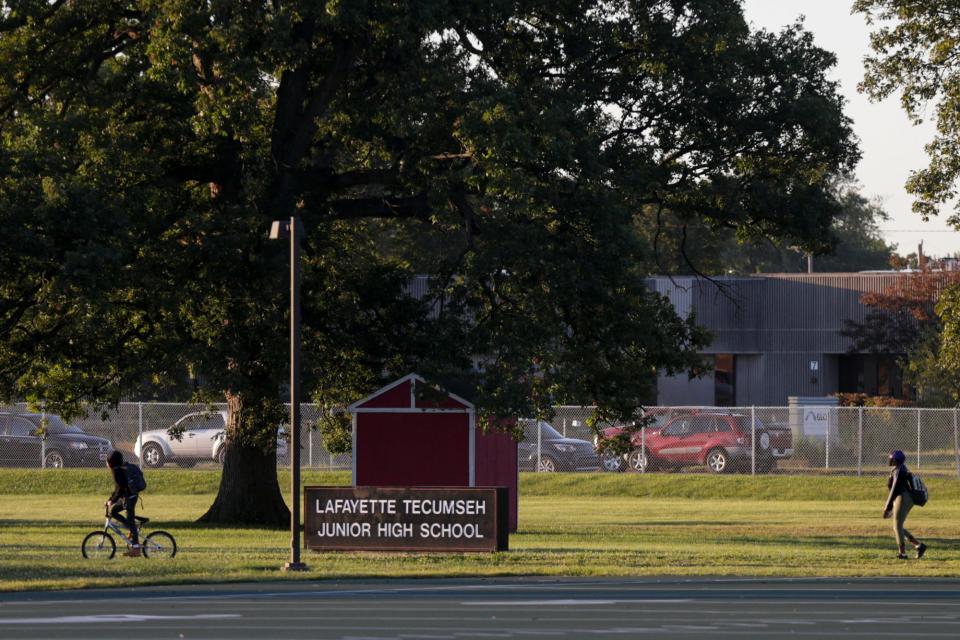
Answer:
[{"left": 742, "top": 0, "right": 959, "bottom": 259}]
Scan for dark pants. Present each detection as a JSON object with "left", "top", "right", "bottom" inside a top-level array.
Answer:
[{"left": 111, "top": 496, "right": 139, "bottom": 544}]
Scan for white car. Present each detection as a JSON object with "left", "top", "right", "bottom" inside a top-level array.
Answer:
[{"left": 133, "top": 411, "right": 289, "bottom": 468}]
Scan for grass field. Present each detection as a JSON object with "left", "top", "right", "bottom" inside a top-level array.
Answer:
[{"left": 1, "top": 470, "right": 957, "bottom": 591}]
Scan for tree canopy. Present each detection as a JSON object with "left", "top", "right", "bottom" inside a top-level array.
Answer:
[
  {"left": 856, "top": 0, "right": 960, "bottom": 405},
  {"left": 856, "top": 0, "right": 960, "bottom": 223},
  {"left": 840, "top": 271, "right": 960, "bottom": 406},
  {"left": 639, "top": 180, "right": 896, "bottom": 275},
  {"left": 0, "top": 0, "right": 857, "bottom": 524}
]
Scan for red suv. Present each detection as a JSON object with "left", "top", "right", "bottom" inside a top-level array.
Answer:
[{"left": 598, "top": 412, "right": 792, "bottom": 474}]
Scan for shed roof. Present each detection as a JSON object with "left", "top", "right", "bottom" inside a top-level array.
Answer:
[{"left": 348, "top": 373, "right": 474, "bottom": 412}]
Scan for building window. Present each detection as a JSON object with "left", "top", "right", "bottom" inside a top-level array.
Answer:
[
  {"left": 715, "top": 354, "right": 735, "bottom": 406},
  {"left": 838, "top": 354, "right": 910, "bottom": 399}
]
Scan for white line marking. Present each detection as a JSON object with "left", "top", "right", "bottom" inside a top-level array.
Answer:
[
  {"left": 462, "top": 599, "right": 692, "bottom": 606},
  {"left": 0, "top": 613, "right": 240, "bottom": 625}
]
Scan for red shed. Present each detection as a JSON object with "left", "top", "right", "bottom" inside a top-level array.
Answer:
[{"left": 349, "top": 373, "right": 518, "bottom": 531}]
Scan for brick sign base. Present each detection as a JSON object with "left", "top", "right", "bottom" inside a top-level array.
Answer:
[{"left": 304, "top": 486, "right": 509, "bottom": 552}]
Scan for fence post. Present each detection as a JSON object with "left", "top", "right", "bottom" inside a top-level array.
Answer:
[
  {"left": 536, "top": 420, "right": 542, "bottom": 473},
  {"left": 857, "top": 406, "right": 863, "bottom": 477},
  {"left": 308, "top": 422, "right": 313, "bottom": 469},
  {"left": 751, "top": 406, "right": 756, "bottom": 476},
  {"left": 917, "top": 409, "right": 922, "bottom": 469},
  {"left": 137, "top": 402, "right": 143, "bottom": 459},
  {"left": 641, "top": 425, "right": 647, "bottom": 473},
  {"left": 40, "top": 405, "right": 46, "bottom": 468},
  {"left": 825, "top": 409, "right": 830, "bottom": 470},
  {"left": 562, "top": 417, "right": 567, "bottom": 437},
  {"left": 954, "top": 406, "right": 959, "bottom": 480}
]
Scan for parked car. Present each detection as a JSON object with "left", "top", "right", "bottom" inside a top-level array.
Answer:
[
  {"left": 133, "top": 411, "right": 289, "bottom": 468},
  {"left": 596, "top": 409, "right": 676, "bottom": 472},
  {"left": 0, "top": 412, "right": 112, "bottom": 468},
  {"left": 597, "top": 411, "right": 793, "bottom": 474},
  {"left": 519, "top": 421, "right": 600, "bottom": 472}
]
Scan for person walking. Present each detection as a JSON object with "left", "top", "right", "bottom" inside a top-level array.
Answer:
[
  {"left": 105, "top": 450, "right": 141, "bottom": 557},
  {"left": 883, "top": 449, "right": 927, "bottom": 560}
]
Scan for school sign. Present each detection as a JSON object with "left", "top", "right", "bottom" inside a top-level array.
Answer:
[{"left": 304, "top": 486, "right": 509, "bottom": 552}]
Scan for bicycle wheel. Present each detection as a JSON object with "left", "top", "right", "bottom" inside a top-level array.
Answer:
[
  {"left": 143, "top": 531, "right": 177, "bottom": 558},
  {"left": 82, "top": 531, "right": 116, "bottom": 559}
]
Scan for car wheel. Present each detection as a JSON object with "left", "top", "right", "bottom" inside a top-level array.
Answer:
[
  {"left": 706, "top": 448, "right": 729, "bottom": 474},
  {"left": 756, "top": 458, "right": 775, "bottom": 474},
  {"left": 43, "top": 450, "right": 66, "bottom": 468},
  {"left": 626, "top": 449, "right": 649, "bottom": 473},
  {"left": 141, "top": 443, "right": 165, "bottom": 468},
  {"left": 600, "top": 450, "right": 625, "bottom": 472},
  {"left": 175, "top": 459, "right": 197, "bottom": 468},
  {"left": 537, "top": 455, "right": 558, "bottom": 473},
  {"left": 758, "top": 431, "right": 771, "bottom": 451},
  {"left": 216, "top": 447, "right": 226, "bottom": 465}
]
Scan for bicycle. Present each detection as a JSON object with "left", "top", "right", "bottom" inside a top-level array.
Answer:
[{"left": 81, "top": 507, "right": 178, "bottom": 559}]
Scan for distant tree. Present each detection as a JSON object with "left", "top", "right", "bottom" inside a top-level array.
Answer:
[
  {"left": 842, "top": 272, "right": 958, "bottom": 352},
  {"left": 640, "top": 181, "right": 895, "bottom": 275},
  {"left": 889, "top": 254, "right": 910, "bottom": 271},
  {"left": 841, "top": 272, "right": 960, "bottom": 405},
  {"left": 0, "top": 1, "right": 857, "bottom": 524},
  {"left": 932, "top": 285, "right": 960, "bottom": 404}
]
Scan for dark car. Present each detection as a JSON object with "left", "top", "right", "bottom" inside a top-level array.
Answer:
[
  {"left": 519, "top": 421, "right": 600, "bottom": 472},
  {"left": 0, "top": 412, "right": 112, "bottom": 468}
]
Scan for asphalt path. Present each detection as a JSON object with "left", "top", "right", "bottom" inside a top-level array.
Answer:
[{"left": 1, "top": 576, "right": 959, "bottom": 639}]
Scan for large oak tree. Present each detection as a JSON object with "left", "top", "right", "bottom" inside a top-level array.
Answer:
[{"left": 0, "top": 1, "right": 857, "bottom": 524}]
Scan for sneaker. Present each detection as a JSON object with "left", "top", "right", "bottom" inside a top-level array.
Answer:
[
  {"left": 896, "top": 553, "right": 908, "bottom": 560},
  {"left": 916, "top": 543, "right": 927, "bottom": 559},
  {"left": 124, "top": 546, "right": 142, "bottom": 558}
]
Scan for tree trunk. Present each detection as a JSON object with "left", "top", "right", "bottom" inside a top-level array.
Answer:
[{"left": 197, "top": 391, "right": 290, "bottom": 526}]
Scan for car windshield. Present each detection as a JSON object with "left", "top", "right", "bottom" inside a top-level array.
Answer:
[
  {"left": 525, "top": 421, "right": 564, "bottom": 440},
  {"left": 45, "top": 416, "right": 82, "bottom": 434},
  {"left": 180, "top": 414, "right": 225, "bottom": 430},
  {"left": 733, "top": 416, "right": 764, "bottom": 431}
]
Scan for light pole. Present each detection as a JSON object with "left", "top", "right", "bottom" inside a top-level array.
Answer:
[{"left": 270, "top": 215, "right": 308, "bottom": 572}]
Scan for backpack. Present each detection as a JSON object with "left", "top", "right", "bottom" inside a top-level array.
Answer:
[
  {"left": 124, "top": 462, "right": 147, "bottom": 494},
  {"left": 909, "top": 473, "right": 928, "bottom": 507}
]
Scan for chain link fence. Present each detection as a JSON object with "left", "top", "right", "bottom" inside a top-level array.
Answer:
[
  {"left": 1, "top": 402, "right": 958, "bottom": 477},
  {"left": 529, "top": 406, "right": 960, "bottom": 477},
  {"left": 0, "top": 402, "right": 351, "bottom": 471}
]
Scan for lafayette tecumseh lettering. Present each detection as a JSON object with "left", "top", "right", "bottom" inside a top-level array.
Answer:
[
  {"left": 315, "top": 498, "right": 487, "bottom": 516},
  {"left": 315, "top": 498, "right": 397, "bottom": 515}
]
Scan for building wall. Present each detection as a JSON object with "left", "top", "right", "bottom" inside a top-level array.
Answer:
[
  {"left": 657, "top": 369, "right": 715, "bottom": 406},
  {"left": 752, "top": 352, "right": 839, "bottom": 405},
  {"left": 734, "top": 354, "right": 764, "bottom": 406},
  {"left": 650, "top": 273, "right": 915, "bottom": 406}
]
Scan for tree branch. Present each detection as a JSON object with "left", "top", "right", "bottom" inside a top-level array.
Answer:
[{"left": 325, "top": 193, "right": 431, "bottom": 221}]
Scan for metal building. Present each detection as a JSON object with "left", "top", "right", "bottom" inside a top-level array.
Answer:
[{"left": 651, "top": 273, "right": 921, "bottom": 406}]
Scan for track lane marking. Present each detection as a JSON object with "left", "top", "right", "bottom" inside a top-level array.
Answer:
[{"left": 0, "top": 613, "right": 240, "bottom": 625}]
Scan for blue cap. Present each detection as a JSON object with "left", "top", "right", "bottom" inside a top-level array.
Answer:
[{"left": 889, "top": 450, "right": 905, "bottom": 465}]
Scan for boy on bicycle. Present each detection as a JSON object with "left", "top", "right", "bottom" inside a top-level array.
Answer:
[{"left": 106, "top": 450, "right": 140, "bottom": 557}]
